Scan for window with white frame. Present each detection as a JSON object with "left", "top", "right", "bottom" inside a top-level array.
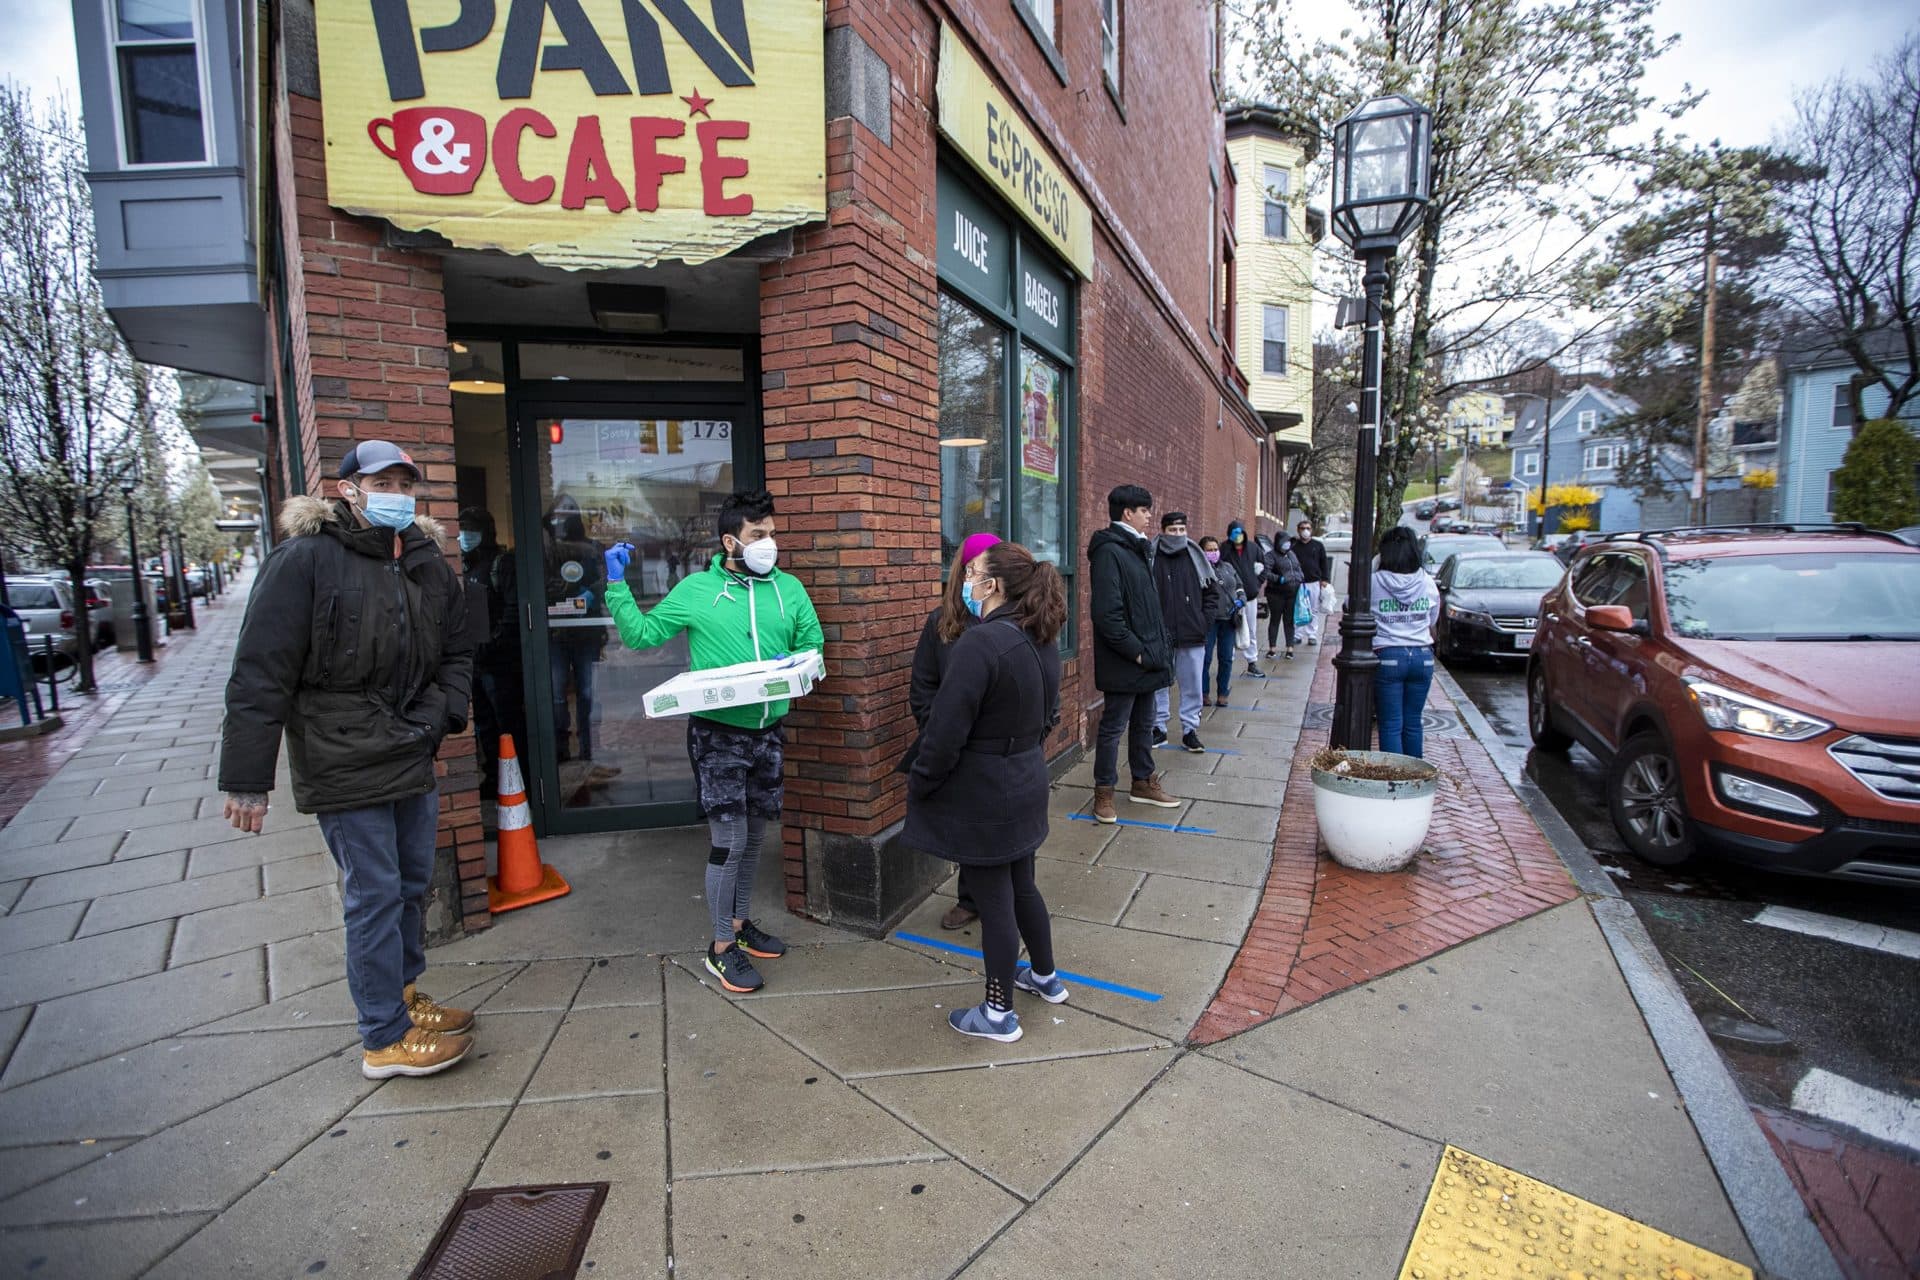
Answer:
[
  {"left": 1584, "top": 444, "right": 1618, "bottom": 470},
  {"left": 1826, "top": 471, "right": 1836, "bottom": 514},
  {"left": 1100, "top": 0, "right": 1120, "bottom": 87},
  {"left": 1831, "top": 384, "right": 1854, "bottom": 429},
  {"left": 1263, "top": 165, "right": 1289, "bottom": 239},
  {"left": 1578, "top": 409, "right": 1597, "bottom": 434},
  {"left": 1262, "top": 305, "right": 1288, "bottom": 375},
  {"left": 111, "top": 0, "right": 209, "bottom": 165},
  {"left": 1021, "top": 0, "right": 1057, "bottom": 47},
  {"left": 1522, "top": 452, "right": 1539, "bottom": 477}
]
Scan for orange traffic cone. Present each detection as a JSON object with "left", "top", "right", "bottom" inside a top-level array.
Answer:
[{"left": 487, "top": 735, "right": 570, "bottom": 913}]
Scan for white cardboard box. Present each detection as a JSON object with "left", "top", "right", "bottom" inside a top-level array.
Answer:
[{"left": 643, "top": 651, "right": 826, "bottom": 719}]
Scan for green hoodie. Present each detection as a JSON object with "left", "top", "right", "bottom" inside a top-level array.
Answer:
[{"left": 604, "top": 555, "right": 824, "bottom": 729}]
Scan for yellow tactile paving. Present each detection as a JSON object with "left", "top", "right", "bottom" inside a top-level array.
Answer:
[{"left": 1398, "top": 1146, "right": 1754, "bottom": 1280}]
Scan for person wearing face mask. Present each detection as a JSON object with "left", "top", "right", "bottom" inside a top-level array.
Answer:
[
  {"left": 1150, "top": 512, "right": 1221, "bottom": 753},
  {"left": 1196, "top": 536, "right": 1246, "bottom": 709},
  {"left": 1292, "top": 519, "right": 1334, "bottom": 644},
  {"left": 1221, "top": 522, "right": 1267, "bottom": 679},
  {"left": 902, "top": 531, "right": 1003, "bottom": 931},
  {"left": 218, "top": 440, "right": 477, "bottom": 1081},
  {"left": 601, "top": 489, "right": 824, "bottom": 995},
  {"left": 902, "top": 542, "right": 1067, "bottom": 1042},
  {"left": 458, "top": 508, "right": 525, "bottom": 803},
  {"left": 543, "top": 497, "right": 612, "bottom": 775}
]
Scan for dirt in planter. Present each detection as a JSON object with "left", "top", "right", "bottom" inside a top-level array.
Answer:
[{"left": 1310, "top": 747, "right": 1436, "bottom": 783}]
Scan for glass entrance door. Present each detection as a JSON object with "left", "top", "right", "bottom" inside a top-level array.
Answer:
[{"left": 517, "top": 405, "right": 742, "bottom": 833}]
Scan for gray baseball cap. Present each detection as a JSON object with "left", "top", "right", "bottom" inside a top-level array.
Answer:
[{"left": 337, "top": 440, "right": 423, "bottom": 480}]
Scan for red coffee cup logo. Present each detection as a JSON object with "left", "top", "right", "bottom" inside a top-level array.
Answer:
[{"left": 368, "top": 107, "right": 488, "bottom": 196}]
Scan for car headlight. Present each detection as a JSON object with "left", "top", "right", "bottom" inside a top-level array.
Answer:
[
  {"left": 1445, "top": 604, "right": 1489, "bottom": 625},
  {"left": 1683, "top": 678, "right": 1830, "bottom": 741}
]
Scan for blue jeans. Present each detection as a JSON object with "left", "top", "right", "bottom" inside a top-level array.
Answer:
[
  {"left": 317, "top": 790, "right": 440, "bottom": 1049},
  {"left": 551, "top": 640, "right": 598, "bottom": 759},
  {"left": 1201, "top": 619, "right": 1237, "bottom": 698},
  {"left": 1373, "top": 645, "right": 1436, "bottom": 758}
]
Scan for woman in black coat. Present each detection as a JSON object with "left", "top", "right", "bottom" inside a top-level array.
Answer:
[
  {"left": 902, "top": 542, "right": 1068, "bottom": 1043},
  {"left": 903, "top": 532, "right": 1001, "bottom": 929}
]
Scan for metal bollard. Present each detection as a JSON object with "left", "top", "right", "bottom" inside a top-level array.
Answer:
[{"left": 41, "top": 635, "right": 59, "bottom": 714}]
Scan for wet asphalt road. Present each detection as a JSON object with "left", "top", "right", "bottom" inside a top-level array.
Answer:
[{"left": 1447, "top": 658, "right": 1920, "bottom": 1131}]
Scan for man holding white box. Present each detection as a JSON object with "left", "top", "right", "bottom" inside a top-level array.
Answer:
[{"left": 603, "top": 490, "right": 824, "bottom": 994}]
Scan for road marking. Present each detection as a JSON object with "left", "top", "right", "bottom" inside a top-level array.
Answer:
[
  {"left": 1067, "top": 814, "right": 1217, "bottom": 835},
  {"left": 891, "top": 931, "right": 1163, "bottom": 1002},
  {"left": 1789, "top": 1068, "right": 1920, "bottom": 1155},
  {"left": 1750, "top": 906, "right": 1920, "bottom": 961}
]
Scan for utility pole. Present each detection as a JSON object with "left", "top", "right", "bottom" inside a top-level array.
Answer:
[{"left": 1692, "top": 182, "right": 1720, "bottom": 527}]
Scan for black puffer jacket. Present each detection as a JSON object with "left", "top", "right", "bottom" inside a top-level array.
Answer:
[
  {"left": 1087, "top": 525, "right": 1172, "bottom": 694},
  {"left": 901, "top": 610, "right": 1061, "bottom": 866},
  {"left": 219, "top": 496, "right": 474, "bottom": 814}
]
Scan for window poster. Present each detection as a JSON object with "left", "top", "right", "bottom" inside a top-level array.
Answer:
[{"left": 1019, "top": 348, "right": 1061, "bottom": 483}]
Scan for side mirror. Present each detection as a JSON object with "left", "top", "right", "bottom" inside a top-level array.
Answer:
[{"left": 1588, "top": 605, "right": 1634, "bottom": 632}]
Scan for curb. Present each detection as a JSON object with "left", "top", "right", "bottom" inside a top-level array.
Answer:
[{"left": 1433, "top": 663, "right": 1842, "bottom": 1280}]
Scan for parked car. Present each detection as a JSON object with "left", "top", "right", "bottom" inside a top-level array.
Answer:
[
  {"left": 1527, "top": 527, "right": 1920, "bottom": 880},
  {"left": 1435, "top": 497, "right": 1462, "bottom": 513},
  {"left": 1429, "top": 515, "right": 1461, "bottom": 534},
  {"left": 1419, "top": 532, "right": 1505, "bottom": 571},
  {"left": 4, "top": 576, "right": 79, "bottom": 665},
  {"left": 185, "top": 567, "right": 211, "bottom": 598},
  {"left": 1434, "top": 553, "right": 1565, "bottom": 661},
  {"left": 1413, "top": 501, "right": 1438, "bottom": 521},
  {"left": 1894, "top": 526, "right": 1920, "bottom": 547},
  {"left": 1321, "top": 528, "right": 1353, "bottom": 553}
]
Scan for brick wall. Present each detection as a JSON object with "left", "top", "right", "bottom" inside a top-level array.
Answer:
[
  {"left": 272, "top": 86, "right": 491, "bottom": 933},
  {"left": 768, "top": 0, "right": 1262, "bottom": 910}
]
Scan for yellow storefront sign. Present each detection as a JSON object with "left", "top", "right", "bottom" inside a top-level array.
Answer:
[
  {"left": 315, "top": 0, "right": 826, "bottom": 270},
  {"left": 935, "top": 25, "right": 1093, "bottom": 278}
]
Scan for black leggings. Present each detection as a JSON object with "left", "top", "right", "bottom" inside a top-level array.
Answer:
[
  {"left": 959, "top": 854, "right": 1055, "bottom": 1010},
  {"left": 1266, "top": 587, "right": 1299, "bottom": 648}
]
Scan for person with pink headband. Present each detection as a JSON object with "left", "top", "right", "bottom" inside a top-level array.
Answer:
[{"left": 902, "top": 531, "right": 1003, "bottom": 929}]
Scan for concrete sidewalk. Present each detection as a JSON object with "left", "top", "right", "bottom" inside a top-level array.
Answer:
[{"left": 0, "top": 587, "right": 1772, "bottom": 1278}]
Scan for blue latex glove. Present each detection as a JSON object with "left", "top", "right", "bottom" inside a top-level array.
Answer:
[{"left": 604, "top": 542, "right": 633, "bottom": 582}]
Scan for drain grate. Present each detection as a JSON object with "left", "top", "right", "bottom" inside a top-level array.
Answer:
[{"left": 411, "top": 1183, "right": 609, "bottom": 1280}]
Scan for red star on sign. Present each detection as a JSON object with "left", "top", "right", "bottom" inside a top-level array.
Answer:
[{"left": 681, "top": 88, "right": 713, "bottom": 118}]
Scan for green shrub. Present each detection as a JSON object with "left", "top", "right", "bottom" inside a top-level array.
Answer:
[{"left": 1832, "top": 418, "right": 1920, "bottom": 529}]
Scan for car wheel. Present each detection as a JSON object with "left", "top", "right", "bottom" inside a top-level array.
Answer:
[
  {"left": 1608, "top": 731, "right": 1695, "bottom": 867},
  {"left": 1526, "top": 660, "right": 1572, "bottom": 752}
]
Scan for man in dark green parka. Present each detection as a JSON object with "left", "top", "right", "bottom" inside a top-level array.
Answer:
[{"left": 218, "top": 441, "right": 477, "bottom": 1081}]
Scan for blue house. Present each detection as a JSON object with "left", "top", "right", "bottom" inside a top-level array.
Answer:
[
  {"left": 1509, "top": 385, "right": 1649, "bottom": 531},
  {"left": 1778, "top": 343, "right": 1918, "bottom": 523}
]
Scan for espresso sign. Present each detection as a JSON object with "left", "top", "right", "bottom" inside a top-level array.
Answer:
[
  {"left": 316, "top": 0, "right": 827, "bottom": 268},
  {"left": 935, "top": 25, "right": 1093, "bottom": 278}
]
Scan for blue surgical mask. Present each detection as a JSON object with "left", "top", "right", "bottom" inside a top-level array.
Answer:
[
  {"left": 457, "top": 531, "right": 482, "bottom": 552},
  {"left": 362, "top": 491, "right": 417, "bottom": 531},
  {"left": 962, "top": 580, "right": 985, "bottom": 617}
]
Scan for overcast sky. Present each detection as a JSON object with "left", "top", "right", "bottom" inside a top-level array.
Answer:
[{"left": 6, "top": 0, "right": 1911, "bottom": 150}]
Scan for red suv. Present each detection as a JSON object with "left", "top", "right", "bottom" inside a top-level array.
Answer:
[{"left": 1526, "top": 526, "right": 1920, "bottom": 883}]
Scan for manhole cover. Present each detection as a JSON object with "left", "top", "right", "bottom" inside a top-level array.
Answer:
[
  {"left": 412, "top": 1183, "right": 609, "bottom": 1280},
  {"left": 1304, "top": 701, "right": 1462, "bottom": 736}
]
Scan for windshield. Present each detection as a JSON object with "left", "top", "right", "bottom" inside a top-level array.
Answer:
[
  {"left": 1453, "top": 557, "right": 1565, "bottom": 590},
  {"left": 1422, "top": 536, "right": 1502, "bottom": 567},
  {"left": 8, "top": 584, "right": 59, "bottom": 609},
  {"left": 1662, "top": 553, "right": 1920, "bottom": 640}
]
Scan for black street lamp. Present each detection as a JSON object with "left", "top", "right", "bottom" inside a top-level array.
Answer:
[
  {"left": 119, "top": 467, "right": 154, "bottom": 663},
  {"left": 1328, "top": 93, "right": 1433, "bottom": 752},
  {"left": 170, "top": 529, "right": 196, "bottom": 630}
]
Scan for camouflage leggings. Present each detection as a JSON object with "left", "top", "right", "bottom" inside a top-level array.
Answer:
[{"left": 687, "top": 718, "right": 785, "bottom": 820}]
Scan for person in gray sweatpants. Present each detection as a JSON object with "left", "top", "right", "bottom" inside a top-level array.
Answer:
[{"left": 1150, "top": 512, "right": 1220, "bottom": 753}]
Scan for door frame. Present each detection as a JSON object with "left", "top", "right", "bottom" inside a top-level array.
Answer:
[{"left": 483, "top": 335, "right": 761, "bottom": 837}]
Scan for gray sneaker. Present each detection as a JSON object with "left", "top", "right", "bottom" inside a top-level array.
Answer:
[
  {"left": 704, "top": 943, "right": 764, "bottom": 994},
  {"left": 1014, "top": 968, "right": 1069, "bottom": 1004}
]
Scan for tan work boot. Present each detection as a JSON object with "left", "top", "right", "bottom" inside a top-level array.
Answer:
[
  {"left": 1091, "top": 785, "right": 1118, "bottom": 824},
  {"left": 404, "top": 983, "right": 475, "bottom": 1034},
  {"left": 361, "top": 1026, "right": 473, "bottom": 1079},
  {"left": 1129, "top": 773, "right": 1181, "bottom": 808}
]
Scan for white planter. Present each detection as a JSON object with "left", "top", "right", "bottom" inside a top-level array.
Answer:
[{"left": 1311, "top": 750, "right": 1440, "bottom": 873}]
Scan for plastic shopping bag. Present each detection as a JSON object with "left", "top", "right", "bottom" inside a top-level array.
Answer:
[
  {"left": 1293, "top": 589, "right": 1313, "bottom": 628},
  {"left": 1235, "top": 605, "right": 1258, "bottom": 660}
]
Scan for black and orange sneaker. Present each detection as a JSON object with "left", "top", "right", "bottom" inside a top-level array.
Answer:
[
  {"left": 734, "top": 919, "right": 787, "bottom": 959},
  {"left": 704, "top": 943, "right": 764, "bottom": 993}
]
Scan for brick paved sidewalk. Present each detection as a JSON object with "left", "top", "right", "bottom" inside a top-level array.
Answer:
[
  {"left": 0, "top": 588, "right": 248, "bottom": 830},
  {"left": 1757, "top": 1107, "right": 1920, "bottom": 1280},
  {"left": 1193, "top": 636, "right": 1580, "bottom": 1043}
]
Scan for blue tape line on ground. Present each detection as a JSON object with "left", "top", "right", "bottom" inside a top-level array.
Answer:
[
  {"left": 893, "top": 931, "right": 1164, "bottom": 1002},
  {"left": 1067, "top": 813, "right": 1216, "bottom": 835},
  {"left": 1153, "top": 744, "right": 1243, "bottom": 755}
]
